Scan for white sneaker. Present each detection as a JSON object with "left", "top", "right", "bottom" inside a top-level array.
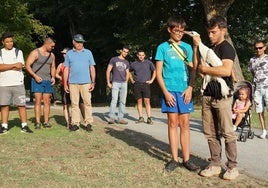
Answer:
[
  {"left": 223, "top": 167, "right": 239, "bottom": 180},
  {"left": 200, "top": 165, "right": 221, "bottom": 177},
  {"left": 260, "top": 130, "right": 266, "bottom": 139}
]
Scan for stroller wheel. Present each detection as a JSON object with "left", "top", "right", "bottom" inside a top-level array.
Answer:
[
  {"left": 240, "top": 132, "right": 247, "bottom": 142},
  {"left": 236, "top": 132, "right": 240, "bottom": 141},
  {"left": 248, "top": 131, "right": 254, "bottom": 139}
]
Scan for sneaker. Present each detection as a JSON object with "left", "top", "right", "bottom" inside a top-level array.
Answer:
[
  {"left": 86, "top": 124, "right": 93, "bottom": 132},
  {"left": 223, "top": 167, "right": 239, "bottom": 180},
  {"left": 200, "top": 165, "right": 221, "bottom": 177},
  {"left": 182, "top": 160, "right": 199, "bottom": 172},
  {"left": 118, "top": 119, "right": 128, "bottom": 125},
  {"left": 69, "top": 124, "right": 79, "bottom": 131},
  {"left": 43, "top": 122, "right": 52, "bottom": 128},
  {"left": 165, "top": 159, "right": 179, "bottom": 172},
  {"left": 0, "top": 127, "right": 8, "bottom": 135},
  {"left": 35, "top": 123, "right": 41, "bottom": 129},
  {"left": 108, "top": 118, "right": 115, "bottom": 124},
  {"left": 21, "top": 126, "right": 33, "bottom": 133},
  {"left": 260, "top": 130, "right": 266, "bottom": 139},
  {"left": 147, "top": 117, "right": 153, "bottom": 125},
  {"left": 2, "top": 127, "right": 8, "bottom": 134},
  {"left": 136, "top": 117, "right": 144, "bottom": 124}
]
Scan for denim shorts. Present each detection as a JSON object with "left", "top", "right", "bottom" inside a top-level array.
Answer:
[
  {"left": 31, "top": 79, "right": 54, "bottom": 93},
  {"left": 161, "top": 91, "right": 194, "bottom": 114},
  {"left": 254, "top": 88, "right": 268, "bottom": 113}
]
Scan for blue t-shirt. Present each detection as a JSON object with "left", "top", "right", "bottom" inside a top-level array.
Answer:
[
  {"left": 155, "top": 41, "right": 193, "bottom": 92},
  {"left": 64, "top": 48, "right": 95, "bottom": 84},
  {"left": 109, "top": 56, "right": 130, "bottom": 83},
  {"left": 130, "top": 59, "right": 155, "bottom": 83}
]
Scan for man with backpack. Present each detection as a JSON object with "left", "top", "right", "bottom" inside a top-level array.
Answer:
[{"left": 0, "top": 32, "right": 33, "bottom": 134}]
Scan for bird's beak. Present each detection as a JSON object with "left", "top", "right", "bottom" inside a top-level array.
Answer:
[{"left": 183, "top": 31, "right": 200, "bottom": 37}]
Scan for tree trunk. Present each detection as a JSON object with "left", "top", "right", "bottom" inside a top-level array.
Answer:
[{"left": 201, "top": 0, "right": 244, "bottom": 81}]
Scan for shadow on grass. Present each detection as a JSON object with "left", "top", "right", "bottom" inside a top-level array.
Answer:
[
  {"left": 5, "top": 118, "right": 21, "bottom": 130},
  {"left": 105, "top": 126, "right": 209, "bottom": 169},
  {"left": 53, "top": 115, "right": 68, "bottom": 127}
]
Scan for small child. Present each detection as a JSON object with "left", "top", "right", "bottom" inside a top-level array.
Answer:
[{"left": 232, "top": 87, "right": 251, "bottom": 131}]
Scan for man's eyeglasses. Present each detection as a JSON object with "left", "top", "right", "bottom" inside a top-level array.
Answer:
[{"left": 255, "top": 46, "right": 264, "bottom": 50}]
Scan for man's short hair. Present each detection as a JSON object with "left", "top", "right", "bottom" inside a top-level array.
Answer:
[
  {"left": 122, "top": 45, "right": 130, "bottom": 50},
  {"left": 137, "top": 49, "right": 145, "bottom": 54},
  {"left": 254, "top": 39, "right": 266, "bottom": 46},
  {"left": 44, "top": 37, "right": 56, "bottom": 44},
  {"left": 207, "top": 15, "right": 227, "bottom": 29},
  {"left": 1, "top": 32, "right": 13, "bottom": 41}
]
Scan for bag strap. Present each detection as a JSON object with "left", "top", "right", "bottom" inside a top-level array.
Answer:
[
  {"left": 168, "top": 41, "right": 189, "bottom": 65},
  {"left": 0, "top": 48, "right": 19, "bottom": 61},
  {"left": 15, "top": 48, "right": 19, "bottom": 58},
  {"left": 34, "top": 52, "right": 51, "bottom": 74}
]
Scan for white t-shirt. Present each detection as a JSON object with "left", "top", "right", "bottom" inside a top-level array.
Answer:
[{"left": 0, "top": 48, "right": 24, "bottom": 86}]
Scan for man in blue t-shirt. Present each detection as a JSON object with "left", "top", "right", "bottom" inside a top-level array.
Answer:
[
  {"left": 64, "top": 34, "right": 96, "bottom": 132},
  {"left": 155, "top": 16, "right": 198, "bottom": 172},
  {"left": 106, "top": 45, "right": 130, "bottom": 124},
  {"left": 129, "top": 49, "right": 156, "bottom": 124}
]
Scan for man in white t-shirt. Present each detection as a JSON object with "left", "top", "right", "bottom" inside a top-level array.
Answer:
[{"left": 0, "top": 32, "right": 33, "bottom": 134}]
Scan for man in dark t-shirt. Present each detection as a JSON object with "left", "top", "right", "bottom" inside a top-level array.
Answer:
[
  {"left": 129, "top": 50, "right": 156, "bottom": 124},
  {"left": 203, "top": 40, "right": 235, "bottom": 98},
  {"left": 106, "top": 45, "right": 130, "bottom": 124},
  {"left": 192, "top": 16, "right": 239, "bottom": 180}
]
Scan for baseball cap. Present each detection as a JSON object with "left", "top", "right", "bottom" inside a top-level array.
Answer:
[{"left": 73, "top": 34, "right": 85, "bottom": 42}]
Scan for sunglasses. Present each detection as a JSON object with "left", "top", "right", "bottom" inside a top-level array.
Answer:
[{"left": 255, "top": 46, "right": 264, "bottom": 50}]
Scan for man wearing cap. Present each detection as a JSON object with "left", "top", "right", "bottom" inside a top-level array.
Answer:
[{"left": 63, "top": 34, "right": 96, "bottom": 132}]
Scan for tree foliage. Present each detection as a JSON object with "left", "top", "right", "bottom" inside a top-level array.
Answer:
[
  {"left": 228, "top": 0, "right": 268, "bottom": 81},
  {"left": 0, "top": 0, "right": 53, "bottom": 55},
  {"left": 20, "top": 0, "right": 268, "bottom": 104},
  {"left": 200, "top": 0, "right": 244, "bottom": 81}
]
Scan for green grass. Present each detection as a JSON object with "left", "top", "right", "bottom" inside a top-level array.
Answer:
[{"left": 0, "top": 107, "right": 267, "bottom": 187}]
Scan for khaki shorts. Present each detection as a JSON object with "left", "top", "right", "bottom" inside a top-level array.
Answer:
[{"left": 0, "top": 85, "right": 26, "bottom": 106}]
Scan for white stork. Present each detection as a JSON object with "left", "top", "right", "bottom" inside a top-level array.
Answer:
[{"left": 184, "top": 31, "right": 230, "bottom": 98}]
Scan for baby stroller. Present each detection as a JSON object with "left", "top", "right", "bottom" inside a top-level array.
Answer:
[{"left": 233, "top": 80, "right": 255, "bottom": 142}]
